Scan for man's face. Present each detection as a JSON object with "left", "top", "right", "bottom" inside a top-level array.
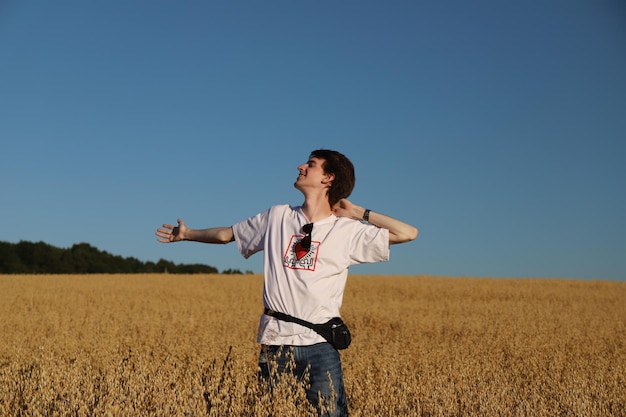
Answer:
[{"left": 294, "top": 157, "right": 331, "bottom": 190}]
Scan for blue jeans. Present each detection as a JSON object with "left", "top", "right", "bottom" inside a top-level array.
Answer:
[{"left": 258, "top": 343, "right": 349, "bottom": 417}]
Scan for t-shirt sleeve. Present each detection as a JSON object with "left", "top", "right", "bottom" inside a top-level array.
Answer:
[
  {"left": 348, "top": 223, "right": 390, "bottom": 265},
  {"left": 232, "top": 208, "right": 270, "bottom": 259}
]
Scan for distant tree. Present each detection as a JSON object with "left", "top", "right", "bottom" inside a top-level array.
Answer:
[
  {"left": 222, "top": 268, "right": 244, "bottom": 275},
  {"left": 144, "top": 261, "right": 158, "bottom": 273},
  {"left": 156, "top": 259, "right": 177, "bottom": 274},
  {"left": 0, "top": 240, "right": 222, "bottom": 274},
  {"left": 71, "top": 243, "right": 104, "bottom": 273},
  {"left": 124, "top": 256, "right": 146, "bottom": 273},
  {"left": 177, "top": 264, "right": 219, "bottom": 274},
  {"left": 13, "top": 241, "right": 64, "bottom": 273},
  {"left": 0, "top": 241, "right": 25, "bottom": 273}
]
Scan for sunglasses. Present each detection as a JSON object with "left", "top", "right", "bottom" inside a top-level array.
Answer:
[{"left": 301, "top": 223, "right": 314, "bottom": 250}]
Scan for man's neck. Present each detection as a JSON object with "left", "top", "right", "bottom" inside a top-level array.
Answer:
[{"left": 301, "top": 196, "right": 332, "bottom": 223}]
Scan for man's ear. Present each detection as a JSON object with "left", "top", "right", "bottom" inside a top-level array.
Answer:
[{"left": 322, "top": 173, "right": 335, "bottom": 186}]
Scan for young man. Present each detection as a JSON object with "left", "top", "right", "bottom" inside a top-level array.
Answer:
[{"left": 156, "top": 149, "right": 418, "bottom": 416}]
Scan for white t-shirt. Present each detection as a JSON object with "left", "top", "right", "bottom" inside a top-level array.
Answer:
[{"left": 232, "top": 204, "right": 389, "bottom": 346}]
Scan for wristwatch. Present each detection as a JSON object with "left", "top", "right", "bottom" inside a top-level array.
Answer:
[{"left": 363, "top": 209, "right": 371, "bottom": 222}]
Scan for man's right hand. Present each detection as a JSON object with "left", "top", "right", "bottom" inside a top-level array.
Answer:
[{"left": 156, "top": 218, "right": 187, "bottom": 243}]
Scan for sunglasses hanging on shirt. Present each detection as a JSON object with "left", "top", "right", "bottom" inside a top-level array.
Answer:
[{"left": 301, "top": 223, "right": 313, "bottom": 250}]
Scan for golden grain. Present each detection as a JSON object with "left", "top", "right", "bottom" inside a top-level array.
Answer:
[{"left": 1, "top": 274, "right": 624, "bottom": 416}]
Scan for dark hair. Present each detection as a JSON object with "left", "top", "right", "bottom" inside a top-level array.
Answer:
[{"left": 310, "top": 149, "right": 355, "bottom": 206}]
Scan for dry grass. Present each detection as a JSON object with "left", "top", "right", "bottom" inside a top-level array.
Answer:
[{"left": 0, "top": 274, "right": 624, "bottom": 416}]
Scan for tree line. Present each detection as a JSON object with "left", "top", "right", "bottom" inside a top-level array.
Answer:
[{"left": 0, "top": 240, "right": 252, "bottom": 274}]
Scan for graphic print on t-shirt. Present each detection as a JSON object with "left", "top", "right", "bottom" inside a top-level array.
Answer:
[{"left": 284, "top": 235, "right": 319, "bottom": 271}]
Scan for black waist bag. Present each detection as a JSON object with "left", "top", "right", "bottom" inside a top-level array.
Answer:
[{"left": 264, "top": 308, "right": 352, "bottom": 350}]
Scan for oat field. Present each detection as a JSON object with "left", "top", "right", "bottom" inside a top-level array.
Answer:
[{"left": 0, "top": 274, "right": 624, "bottom": 416}]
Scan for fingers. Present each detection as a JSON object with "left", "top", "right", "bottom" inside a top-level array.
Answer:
[
  {"left": 155, "top": 228, "right": 172, "bottom": 243},
  {"left": 156, "top": 224, "right": 175, "bottom": 243},
  {"left": 156, "top": 219, "right": 186, "bottom": 243}
]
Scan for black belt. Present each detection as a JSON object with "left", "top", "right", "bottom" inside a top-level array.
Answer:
[{"left": 263, "top": 307, "right": 316, "bottom": 329}]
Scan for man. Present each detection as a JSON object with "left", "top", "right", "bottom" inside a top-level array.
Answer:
[{"left": 156, "top": 149, "right": 418, "bottom": 416}]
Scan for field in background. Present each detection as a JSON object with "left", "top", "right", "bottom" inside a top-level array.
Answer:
[{"left": 1, "top": 274, "right": 624, "bottom": 416}]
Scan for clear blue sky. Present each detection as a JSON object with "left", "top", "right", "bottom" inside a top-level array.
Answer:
[{"left": 1, "top": 1, "right": 625, "bottom": 280}]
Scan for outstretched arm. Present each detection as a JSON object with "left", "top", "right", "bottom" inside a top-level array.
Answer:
[
  {"left": 156, "top": 219, "right": 235, "bottom": 244},
  {"left": 332, "top": 199, "right": 418, "bottom": 244}
]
